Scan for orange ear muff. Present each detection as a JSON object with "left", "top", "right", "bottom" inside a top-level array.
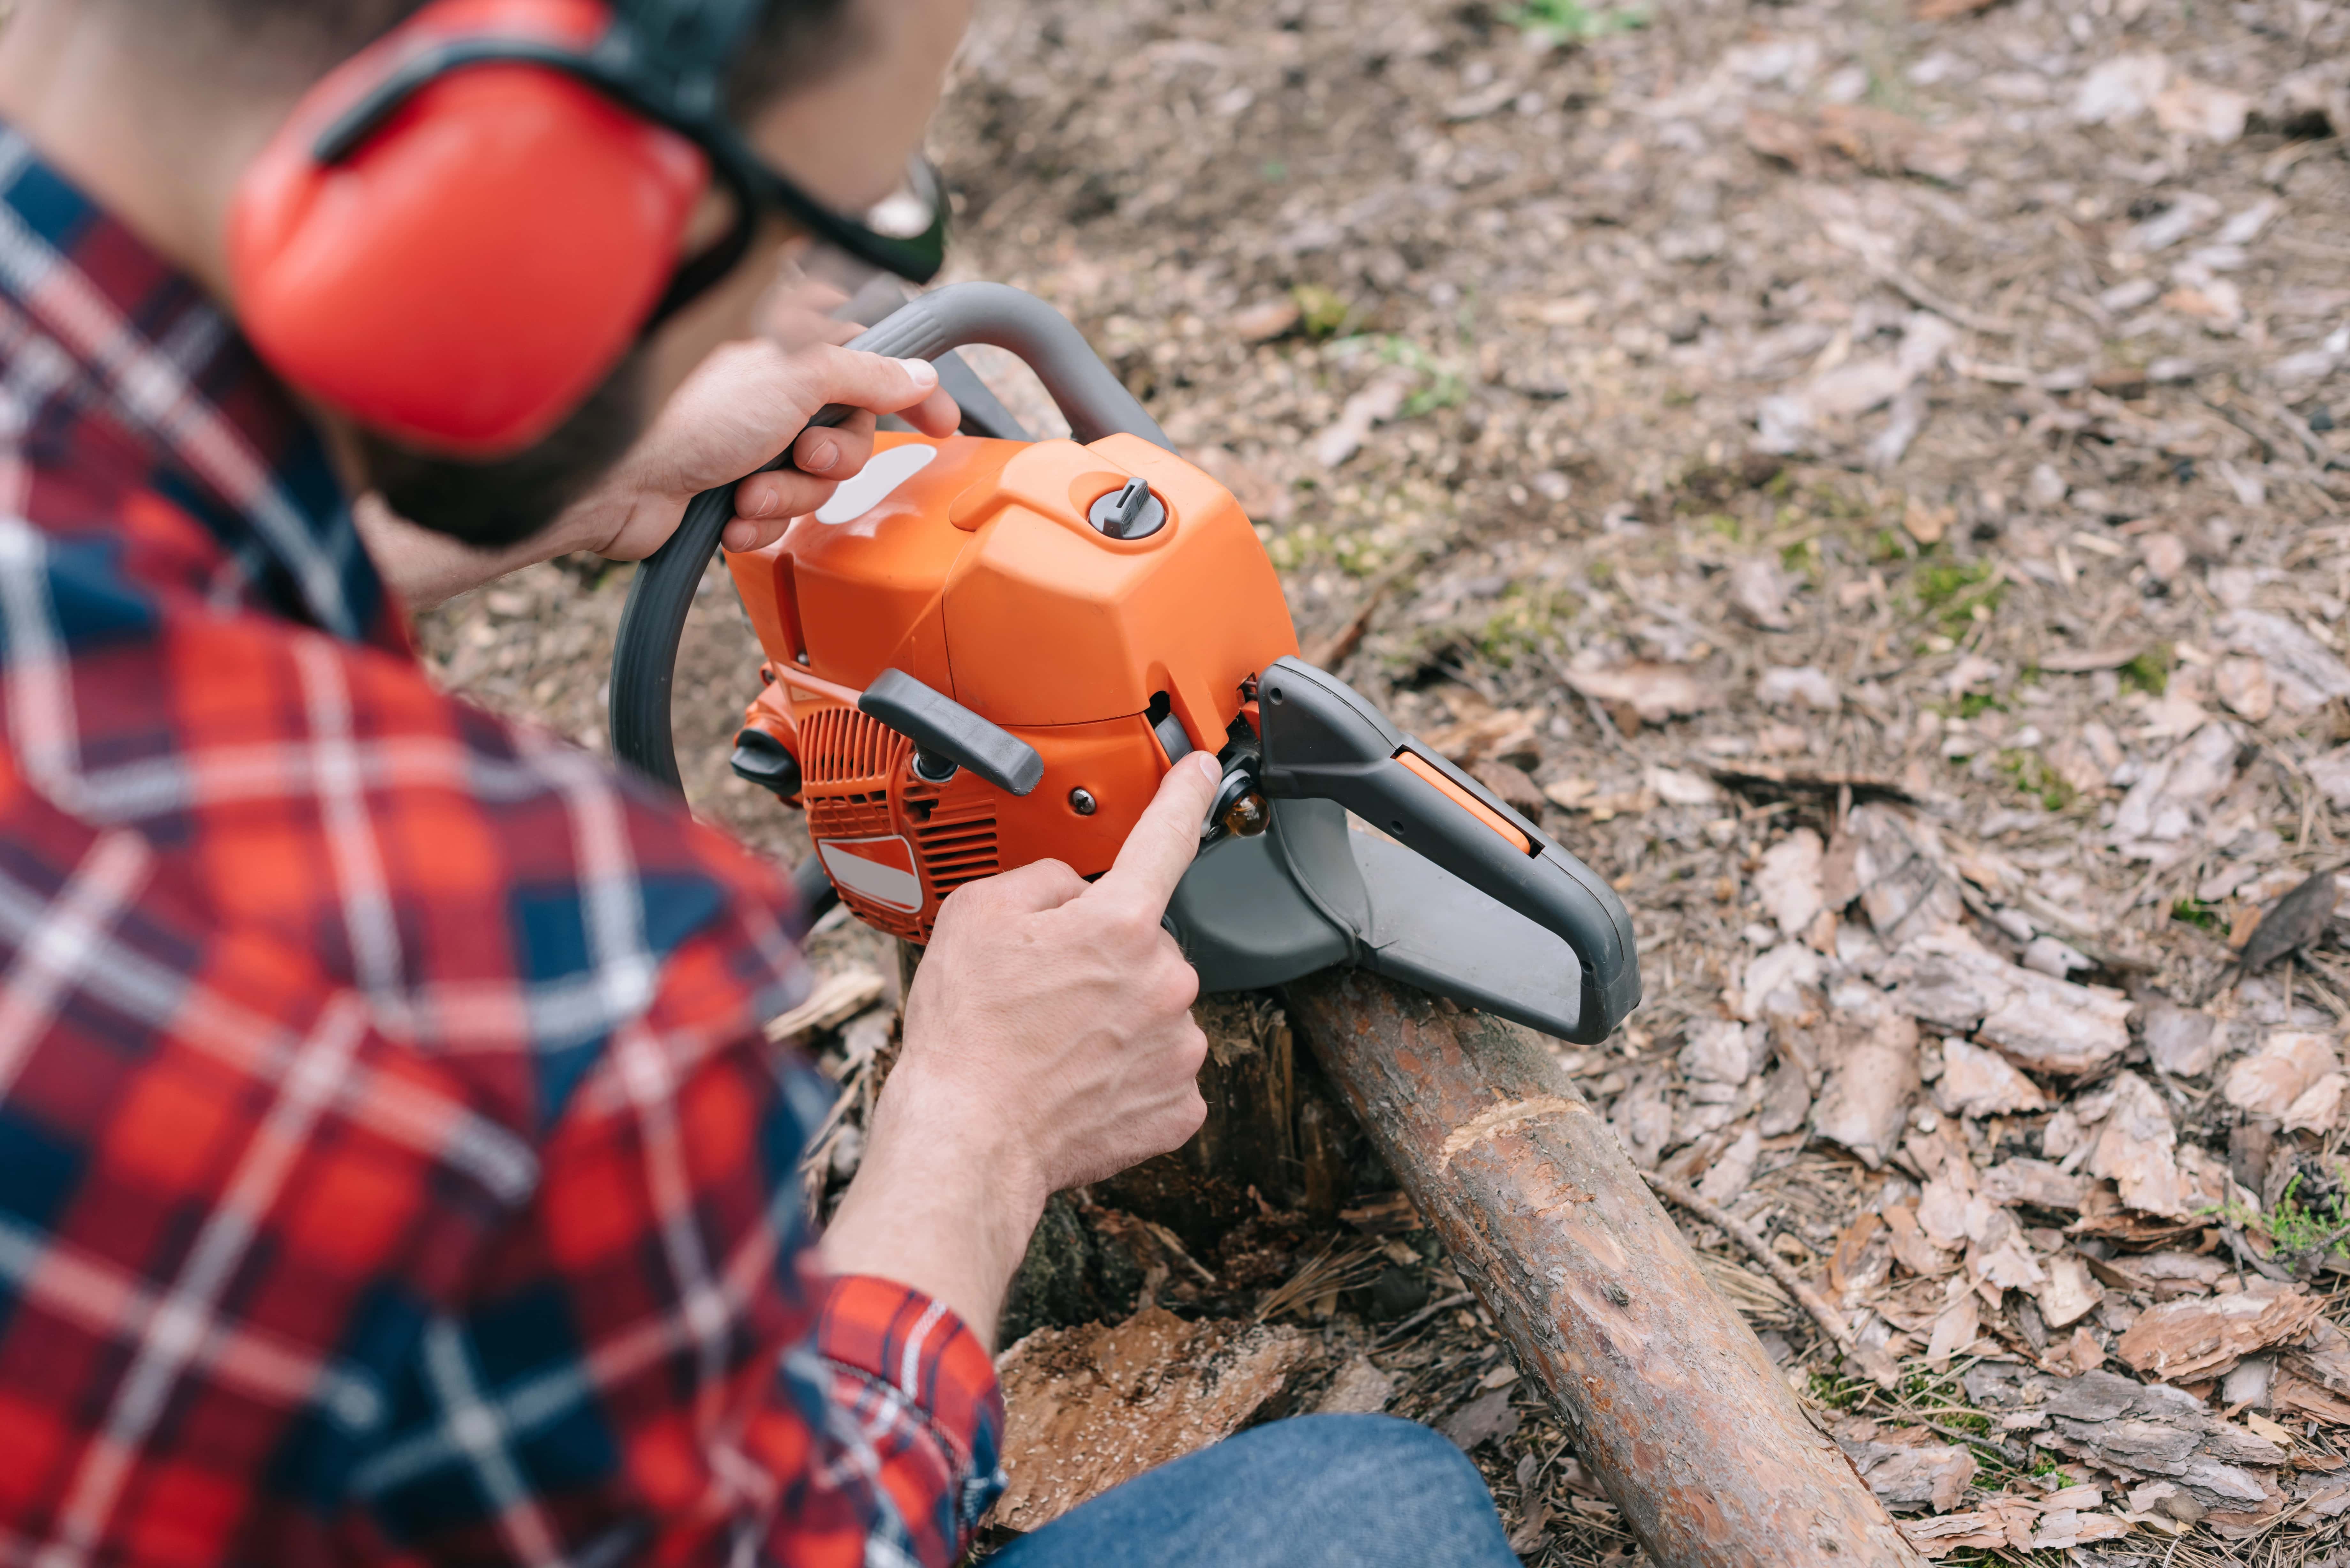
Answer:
[{"left": 230, "top": 0, "right": 709, "bottom": 459}]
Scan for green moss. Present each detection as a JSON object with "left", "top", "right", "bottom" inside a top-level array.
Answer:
[
  {"left": 1292, "top": 284, "right": 1351, "bottom": 340},
  {"left": 1475, "top": 583, "right": 1580, "bottom": 667},
  {"left": 1332, "top": 333, "right": 1468, "bottom": 417},
  {"left": 1508, "top": 0, "right": 1649, "bottom": 39},
  {"left": 1955, "top": 691, "right": 2005, "bottom": 720},
  {"left": 2263, "top": 1174, "right": 2350, "bottom": 1263},
  {"left": 1998, "top": 750, "right": 2074, "bottom": 813},
  {"left": 2120, "top": 646, "right": 2172, "bottom": 697},
  {"left": 1910, "top": 557, "right": 2005, "bottom": 637},
  {"left": 2171, "top": 897, "right": 2224, "bottom": 932},
  {"left": 1806, "top": 1370, "right": 1868, "bottom": 1411}
]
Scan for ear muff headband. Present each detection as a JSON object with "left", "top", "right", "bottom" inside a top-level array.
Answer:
[{"left": 231, "top": 0, "right": 948, "bottom": 460}]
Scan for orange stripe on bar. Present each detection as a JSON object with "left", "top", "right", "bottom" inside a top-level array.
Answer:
[{"left": 1394, "top": 749, "right": 1534, "bottom": 855}]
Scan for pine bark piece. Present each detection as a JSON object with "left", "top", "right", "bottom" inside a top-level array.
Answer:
[
  {"left": 1880, "top": 929, "right": 2133, "bottom": 1075},
  {"left": 1285, "top": 971, "right": 1926, "bottom": 1568},
  {"left": 2115, "top": 1279, "right": 2325, "bottom": 1383},
  {"left": 992, "top": 1307, "right": 1316, "bottom": 1532},
  {"left": 1962, "top": 1362, "right": 2286, "bottom": 1513}
]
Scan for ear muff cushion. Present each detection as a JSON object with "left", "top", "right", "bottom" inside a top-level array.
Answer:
[{"left": 231, "top": 1, "right": 707, "bottom": 459}]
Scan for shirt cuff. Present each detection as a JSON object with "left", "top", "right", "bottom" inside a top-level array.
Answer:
[{"left": 815, "top": 1275, "right": 1008, "bottom": 1536}]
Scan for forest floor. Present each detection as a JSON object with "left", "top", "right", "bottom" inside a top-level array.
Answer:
[{"left": 419, "top": 0, "right": 2350, "bottom": 1560}]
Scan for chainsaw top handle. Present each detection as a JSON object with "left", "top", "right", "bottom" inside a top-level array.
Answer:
[{"left": 608, "top": 283, "right": 1179, "bottom": 795}]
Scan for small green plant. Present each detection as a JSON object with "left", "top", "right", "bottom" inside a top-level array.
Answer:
[
  {"left": 2171, "top": 897, "right": 2224, "bottom": 932},
  {"left": 2263, "top": 1174, "right": 2350, "bottom": 1264},
  {"left": 1475, "top": 583, "right": 1579, "bottom": 668},
  {"left": 1911, "top": 557, "right": 2005, "bottom": 637},
  {"left": 1805, "top": 1369, "right": 1868, "bottom": 1412},
  {"left": 1508, "top": 0, "right": 1649, "bottom": 40},
  {"left": 1333, "top": 334, "right": 1469, "bottom": 417},
  {"left": 1998, "top": 750, "right": 2074, "bottom": 813},
  {"left": 1292, "top": 284, "right": 1351, "bottom": 340},
  {"left": 1955, "top": 691, "right": 2005, "bottom": 720},
  {"left": 2120, "top": 646, "right": 2172, "bottom": 698}
]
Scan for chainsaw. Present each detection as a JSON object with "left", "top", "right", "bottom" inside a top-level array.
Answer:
[{"left": 608, "top": 283, "right": 1639, "bottom": 1044}]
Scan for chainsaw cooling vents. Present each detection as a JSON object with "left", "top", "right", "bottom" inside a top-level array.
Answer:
[{"left": 799, "top": 705, "right": 1000, "bottom": 939}]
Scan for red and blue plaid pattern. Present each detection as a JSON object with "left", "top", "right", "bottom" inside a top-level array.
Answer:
[{"left": 0, "top": 130, "right": 1003, "bottom": 1568}]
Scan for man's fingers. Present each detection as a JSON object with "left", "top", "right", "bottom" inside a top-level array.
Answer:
[
  {"left": 790, "top": 411, "right": 879, "bottom": 481},
  {"left": 960, "top": 858, "right": 1091, "bottom": 917},
  {"left": 1090, "top": 751, "right": 1224, "bottom": 917},
  {"left": 800, "top": 343, "right": 941, "bottom": 421},
  {"left": 905, "top": 386, "right": 964, "bottom": 438}
]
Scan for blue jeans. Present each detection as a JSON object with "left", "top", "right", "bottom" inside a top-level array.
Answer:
[{"left": 985, "top": 1415, "right": 1520, "bottom": 1567}]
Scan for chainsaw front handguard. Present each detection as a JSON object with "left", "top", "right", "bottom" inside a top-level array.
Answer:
[{"left": 1165, "top": 657, "right": 1640, "bottom": 1045}]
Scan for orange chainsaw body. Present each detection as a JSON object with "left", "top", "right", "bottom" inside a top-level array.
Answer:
[{"left": 726, "top": 430, "right": 1300, "bottom": 941}]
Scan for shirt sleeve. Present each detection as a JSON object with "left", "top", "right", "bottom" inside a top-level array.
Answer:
[{"left": 345, "top": 927, "right": 1006, "bottom": 1568}]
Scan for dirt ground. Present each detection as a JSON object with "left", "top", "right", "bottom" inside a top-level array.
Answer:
[{"left": 419, "top": 0, "right": 2350, "bottom": 1560}]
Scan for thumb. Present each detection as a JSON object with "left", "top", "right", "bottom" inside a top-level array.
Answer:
[{"left": 1088, "top": 751, "right": 1223, "bottom": 919}]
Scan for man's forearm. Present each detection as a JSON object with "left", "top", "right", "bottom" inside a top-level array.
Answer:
[{"left": 819, "top": 1073, "right": 1047, "bottom": 1353}]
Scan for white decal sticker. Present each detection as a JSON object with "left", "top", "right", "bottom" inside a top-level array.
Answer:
[{"left": 815, "top": 443, "right": 939, "bottom": 525}]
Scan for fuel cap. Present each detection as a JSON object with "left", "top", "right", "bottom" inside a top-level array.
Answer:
[{"left": 1088, "top": 477, "right": 1167, "bottom": 540}]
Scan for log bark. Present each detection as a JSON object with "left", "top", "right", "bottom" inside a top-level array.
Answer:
[{"left": 1286, "top": 971, "right": 1925, "bottom": 1568}]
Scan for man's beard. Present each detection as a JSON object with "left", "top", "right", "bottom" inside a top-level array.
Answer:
[{"left": 358, "top": 346, "right": 652, "bottom": 554}]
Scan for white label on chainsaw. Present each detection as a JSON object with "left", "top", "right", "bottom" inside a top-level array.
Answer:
[
  {"left": 818, "top": 836, "right": 925, "bottom": 911},
  {"left": 815, "top": 443, "right": 938, "bottom": 524}
]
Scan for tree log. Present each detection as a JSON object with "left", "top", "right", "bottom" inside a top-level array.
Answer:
[{"left": 1285, "top": 971, "right": 1924, "bottom": 1568}]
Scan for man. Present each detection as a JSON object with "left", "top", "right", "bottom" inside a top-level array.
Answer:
[{"left": 0, "top": 3, "right": 1520, "bottom": 1566}]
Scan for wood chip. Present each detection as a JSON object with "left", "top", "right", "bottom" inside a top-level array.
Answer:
[
  {"left": 2034, "top": 1253, "right": 2105, "bottom": 1330},
  {"left": 763, "top": 965, "right": 887, "bottom": 1042},
  {"left": 1563, "top": 661, "right": 1721, "bottom": 724},
  {"left": 1811, "top": 1009, "right": 1921, "bottom": 1170},
  {"left": 1935, "top": 1035, "right": 2050, "bottom": 1117},
  {"left": 1338, "top": 1192, "right": 1424, "bottom": 1235},
  {"left": 2223, "top": 1031, "right": 2341, "bottom": 1119},
  {"left": 1837, "top": 1426, "right": 1979, "bottom": 1513},
  {"left": 2237, "top": 869, "right": 2342, "bottom": 970},
  {"left": 1314, "top": 1354, "right": 1398, "bottom": 1415}
]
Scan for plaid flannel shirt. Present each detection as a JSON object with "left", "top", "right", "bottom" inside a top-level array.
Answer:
[{"left": 0, "top": 132, "right": 1004, "bottom": 1568}]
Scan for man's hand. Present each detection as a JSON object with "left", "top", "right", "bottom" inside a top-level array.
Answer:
[
  {"left": 820, "top": 753, "right": 1224, "bottom": 1345},
  {"left": 359, "top": 300, "right": 961, "bottom": 610},
  {"left": 582, "top": 333, "right": 961, "bottom": 562}
]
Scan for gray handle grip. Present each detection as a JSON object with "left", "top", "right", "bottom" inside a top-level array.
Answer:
[{"left": 839, "top": 281, "right": 1176, "bottom": 452}]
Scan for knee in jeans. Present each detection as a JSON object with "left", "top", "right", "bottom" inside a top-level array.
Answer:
[{"left": 1279, "top": 1414, "right": 1496, "bottom": 1521}]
